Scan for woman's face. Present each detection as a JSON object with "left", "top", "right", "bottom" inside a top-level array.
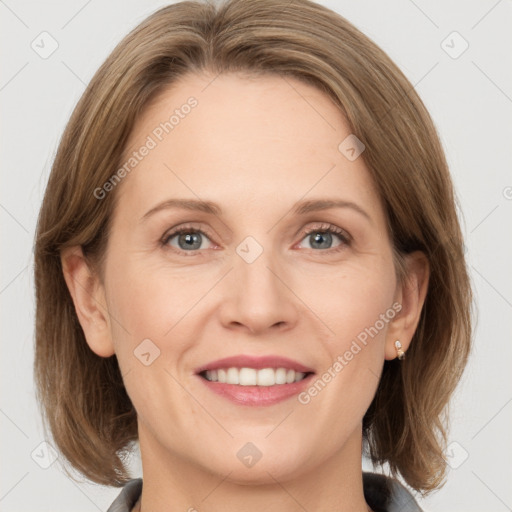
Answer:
[{"left": 97, "top": 72, "right": 406, "bottom": 482}]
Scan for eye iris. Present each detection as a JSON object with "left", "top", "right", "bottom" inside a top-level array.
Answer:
[
  {"left": 179, "top": 232, "right": 201, "bottom": 250},
  {"left": 310, "top": 231, "right": 332, "bottom": 249}
]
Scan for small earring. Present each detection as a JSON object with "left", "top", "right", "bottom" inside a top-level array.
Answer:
[{"left": 394, "top": 340, "right": 405, "bottom": 360}]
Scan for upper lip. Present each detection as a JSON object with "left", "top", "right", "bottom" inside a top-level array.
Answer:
[{"left": 195, "top": 355, "right": 315, "bottom": 374}]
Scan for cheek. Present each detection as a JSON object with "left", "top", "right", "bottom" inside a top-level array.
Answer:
[
  {"left": 106, "top": 257, "right": 206, "bottom": 339},
  {"left": 295, "top": 261, "right": 396, "bottom": 416},
  {"left": 103, "top": 261, "right": 202, "bottom": 425},
  {"left": 103, "top": 256, "right": 225, "bottom": 407},
  {"left": 302, "top": 259, "right": 397, "bottom": 349}
]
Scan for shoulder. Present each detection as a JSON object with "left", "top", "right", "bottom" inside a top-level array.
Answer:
[
  {"left": 363, "top": 472, "right": 424, "bottom": 512},
  {"left": 106, "top": 478, "right": 142, "bottom": 512}
]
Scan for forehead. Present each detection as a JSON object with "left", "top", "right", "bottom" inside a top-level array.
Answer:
[
  {"left": 115, "top": 72, "right": 383, "bottom": 223},
  {"left": 126, "top": 71, "right": 346, "bottom": 157}
]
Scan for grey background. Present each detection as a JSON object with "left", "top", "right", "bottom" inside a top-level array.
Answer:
[{"left": 1, "top": 0, "right": 511, "bottom": 510}]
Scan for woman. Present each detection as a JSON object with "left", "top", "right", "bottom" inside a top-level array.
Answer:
[{"left": 33, "top": 0, "right": 472, "bottom": 511}]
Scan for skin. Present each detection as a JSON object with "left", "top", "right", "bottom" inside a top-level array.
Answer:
[{"left": 62, "top": 72, "right": 429, "bottom": 512}]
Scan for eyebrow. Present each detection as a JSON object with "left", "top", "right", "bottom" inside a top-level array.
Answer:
[{"left": 140, "top": 198, "right": 372, "bottom": 223}]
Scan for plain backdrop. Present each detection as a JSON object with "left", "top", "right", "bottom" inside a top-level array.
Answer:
[{"left": 1, "top": 0, "right": 511, "bottom": 511}]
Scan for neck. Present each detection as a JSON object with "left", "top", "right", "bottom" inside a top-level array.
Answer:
[{"left": 135, "top": 423, "right": 371, "bottom": 512}]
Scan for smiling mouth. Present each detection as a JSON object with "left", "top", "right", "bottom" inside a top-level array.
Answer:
[{"left": 199, "top": 367, "right": 314, "bottom": 386}]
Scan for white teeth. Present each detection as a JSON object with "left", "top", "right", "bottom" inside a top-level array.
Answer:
[
  {"left": 204, "top": 367, "right": 308, "bottom": 386},
  {"left": 239, "top": 368, "right": 257, "bottom": 385},
  {"left": 226, "top": 367, "right": 239, "bottom": 384},
  {"left": 257, "top": 368, "right": 275, "bottom": 386},
  {"left": 275, "top": 367, "right": 287, "bottom": 384}
]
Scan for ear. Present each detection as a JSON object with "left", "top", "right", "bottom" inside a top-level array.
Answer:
[
  {"left": 384, "top": 251, "right": 430, "bottom": 360},
  {"left": 60, "top": 246, "right": 115, "bottom": 357}
]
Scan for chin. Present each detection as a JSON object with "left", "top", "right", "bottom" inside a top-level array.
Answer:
[
  {"left": 219, "top": 459, "right": 305, "bottom": 486},
  {"left": 197, "top": 439, "right": 313, "bottom": 485}
]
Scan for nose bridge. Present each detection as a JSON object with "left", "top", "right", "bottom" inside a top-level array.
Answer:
[
  {"left": 221, "top": 234, "right": 297, "bottom": 332},
  {"left": 235, "top": 234, "right": 283, "bottom": 303}
]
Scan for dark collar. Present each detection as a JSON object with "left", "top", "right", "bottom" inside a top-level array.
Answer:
[{"left": 363, "top": 472, "right": 424, "bottom": 512}]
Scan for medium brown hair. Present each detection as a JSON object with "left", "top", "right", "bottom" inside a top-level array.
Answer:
[{"left": 34, "top": 0, "right": 472, "bottom": 492}]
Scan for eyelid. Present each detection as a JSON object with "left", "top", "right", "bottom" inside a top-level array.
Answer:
[{"left": 297, "top": 222, "right": 352, "bottom": 243}]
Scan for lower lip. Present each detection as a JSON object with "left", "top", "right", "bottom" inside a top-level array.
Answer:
[{"left": 197, "top": 373, "right": 315, "bottom": 406}]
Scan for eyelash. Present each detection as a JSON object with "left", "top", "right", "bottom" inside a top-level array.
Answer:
[{"left": 160, "top": 222, "right": 352, "bottom": 257}]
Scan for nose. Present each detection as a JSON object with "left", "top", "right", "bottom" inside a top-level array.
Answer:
[{"left": 218, "top": 244, "right": 299, "bottom": 335}]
